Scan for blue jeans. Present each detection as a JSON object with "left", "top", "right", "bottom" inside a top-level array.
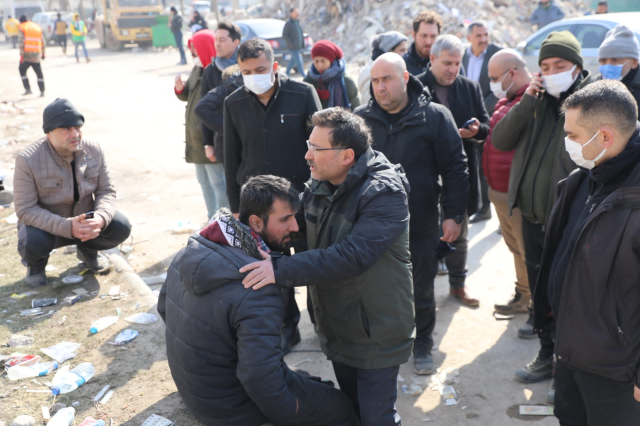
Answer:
[
  {"left": 174, "top": 31, "right": 186, "bottom": 63},
  {"left": 74, "top": 40, "right": 88, "bottom": 59},
  {"left": 195, "top": 163, "right": 228, "bottom": 219},
  {"left": 285, "top": 49, "right": 306, "bottom": 77}
]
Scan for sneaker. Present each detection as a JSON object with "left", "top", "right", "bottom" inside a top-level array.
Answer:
[
  {"left": 177, "top": 60, "right": 187, "bottom": 65},
  {"left": 515, "top": 355, "right": 554, "bottom": 383},
  {"left": 22, "top": 89, "right": 32, "bottom": 96},
  {"left": 437, "top": 260, "right": 448, "bottom": 276},
  {"left": 39, "top": 92, "right": 45, "bottom": 98},
  {"left": 546, "top": 379, "right": 555, "bottom": 404},
  {"left": 495, "top": 290, "right": 530, "bottom": 315},
  {"left": 25, "top": 266, "right": 47, "bottom": 287},
  {"left": 281, "top": 326, "right": 301, "bottom": 355},
  {"left": 518, "top": 314, "right": 537, "bottom": 339},
  {"left": 77, "top": 249, "right": 110, "bottom": 273},
  {"left": 414, "top": 352, "right": 435, "bottom": 375}
]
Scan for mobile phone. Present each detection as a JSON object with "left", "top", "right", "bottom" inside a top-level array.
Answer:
[
  {"left": 85, "top": 211, "right": 94, "bottom": 219},
  {"left": 462, "top": 119, "right": 476, "bottom": 129}
]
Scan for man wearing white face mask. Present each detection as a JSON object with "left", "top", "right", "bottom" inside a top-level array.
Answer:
[
  {"left": 492, "top": 31, "right": 591, "bottom": 389},
  {"left": 597, "top": 25, "right": 640, "bottom": 117},
  {"left": 534, "top": 80, "right": 640, "bottom": 424}
]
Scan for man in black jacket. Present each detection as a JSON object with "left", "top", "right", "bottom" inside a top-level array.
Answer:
[
  {"left": 169, "top": 7, "right": 186, "bottom": 65},
  {"left": 355, "top": 53, "right": 468, "bottom": 375},
  {"left": 403, "top": 11, "right": 442, "bottom": 76},
  {"left": 225, "top": 38, "right": 321, "bottom": 353},
  {"left": 419, "top": 34, "right": 490, "bottom": 307},
  {"left": 158, "top": 175, "right": 358, "bottom": 426},
  {"left": 282, "top": 7, "right": 306, "bottom": 77},
  {"left": 535, "top": 80, "right": 640, "bottom": 424}
]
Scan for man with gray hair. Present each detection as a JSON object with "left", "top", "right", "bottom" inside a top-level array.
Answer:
[
  {"left": 598, "top": 25, "right": 640, "bottom": 115},
  {"left": 419, "top": 34, "right": 490, "bottom": 307},
  {"left": 534, "top": 79, "right": 640, "bottom": 423}
]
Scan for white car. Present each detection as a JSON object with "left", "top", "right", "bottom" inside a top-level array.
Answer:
[
  {"left": 31, "top": 11, "right": 74, "bottom": 45},
  {"left": 518, "top": 12, "right": 640, "bottom": 76}
]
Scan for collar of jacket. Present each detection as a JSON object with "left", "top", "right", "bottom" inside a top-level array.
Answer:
[
  {"left": 362, "top": 75, "right": 430, "bottom": 126},
  {"left": 307, "top": 147, "right": 377, "bottom": 199},
  {"left": 45, "top": 136, "right": 85, "bottom": 166},
  {"left": 590, "top": 124, "right": 640, "bottom": 188},
  {"left": 408, "top": 42, "right": 429, "bottom": 67},
  {"left": 421, "top": 65, "right": 462, "bottom": 97}
]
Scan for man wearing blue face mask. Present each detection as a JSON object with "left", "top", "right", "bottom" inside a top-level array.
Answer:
[
  {"left": 492, "top": 31, "right": 591, "bottom": 394},
  {"left": 535, "top": 80, "right": 640, "bottom": 425},
  {"left": 597, "top": 25, "right": 640, "bottom": 118}
]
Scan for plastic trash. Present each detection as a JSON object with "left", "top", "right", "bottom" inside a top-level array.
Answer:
[
  {"left": 51, "top": 362, "right": 95, "bottom": 395},
  {"left": 108, "top": 286, "right": 120, "bottom": 296},
  {"left": 32, "top": 298, "right": 57, "bottom": 308},
  {"left": 112, "top": 329, "right": 139, "bottom": 345},
  {"left": 93, "top": 385, "right": 110, "bottom": 401},
  {"left": 7, "top": 334, "right": 34, "bottom": 347},
  {"left": 90, "top": 316, "right": 119, "bottom": 334},
  {"left": 78, "top": 417, "right": 106, "bottom": 426},
  {"left": 141, "top": 414, "right": 174, "bottom": 426},
  {"left": 61, "top": 275, "right": 84, "bottom": 284},
  {"left": 401, "top": 384, "right": 423, "bottom": 396},
  {"left": 519, "top": 405, "right": 554, "bottom": 416},
  {"left": 41, "top": 342, "right": 81, "bottom": 363},
  {"left": 63, "top": 294, "right": 83, "bottom": 305},
  {"left": 5, "top": 354, "right": 41, "bottom": 368},
  {"left": 7, "top": 361, "right": 58, "bottom": 380},
  {"left": 125, "top": 313, "right": 158, "bottom": 324},
  {"left": 47, "top": 407, "right": 75, "bottom": 426},
  {"left": 20, "top": 308, "right": 42, "bottom": 317}
]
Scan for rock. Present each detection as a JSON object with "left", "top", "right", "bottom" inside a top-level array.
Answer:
[
  {"left": 10, "top": 415, "right": 35, "bottom": 426},
  {"left": 49, "top": 403, "right": 66, "bottom": 415}
]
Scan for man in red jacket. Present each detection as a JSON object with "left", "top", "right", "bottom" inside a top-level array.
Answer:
[{"left": 484, "top": 49, "right": 533, "bottom": 315}]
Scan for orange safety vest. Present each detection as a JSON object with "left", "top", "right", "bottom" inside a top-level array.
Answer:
[{"left": 20, "top": 21, "right": 43, "bottom": 53}]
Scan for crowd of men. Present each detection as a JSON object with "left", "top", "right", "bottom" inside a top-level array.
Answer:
[{"left": 10, "top": 4, "right": 640, "bottom": 426}]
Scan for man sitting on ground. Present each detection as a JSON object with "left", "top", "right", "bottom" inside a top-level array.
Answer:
[
  {"left": 158, "top": 175, "right": 358, "bottom": 426},
  {"left": 14, "top": 98, "right": 131, "bottom": 287}
]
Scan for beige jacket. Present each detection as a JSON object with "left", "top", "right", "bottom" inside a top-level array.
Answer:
[{"left": 14, "top": 137, "right": 117, "bottom": 239}]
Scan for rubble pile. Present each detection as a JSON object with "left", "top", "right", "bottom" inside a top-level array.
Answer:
[{"left": 263, "top": 0, "right": 594, "bottom": 64}]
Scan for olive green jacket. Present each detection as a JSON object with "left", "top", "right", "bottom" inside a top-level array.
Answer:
[{"left": 175, "top": 66, "right": 213, "bottom": 164}]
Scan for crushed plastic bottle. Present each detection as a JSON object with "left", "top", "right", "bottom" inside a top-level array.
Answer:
[
  {"left": 124, "top": 313, "right": 158, "bottom": 324},
  {"left": 47, "top": 407, "right": 75, "bottom": 426},
  {"left": 51, "top": 362, "right": 95, "bottom": 395},
  {"left": 78, "top": 417, "right": 106, "bottom": 426},
  {"left": 90, "top": 316, "right": 119, "bottom": 334},
  {"left": 7, "top": 361, "right": 58, "bottom": 380}
]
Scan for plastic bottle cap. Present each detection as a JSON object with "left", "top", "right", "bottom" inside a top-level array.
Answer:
[
  {"left": 51, "top": 386, "right": 61, "bottom": 395},
  {"left": 90, "top": 327, "right": 98, "bottom": 333}
]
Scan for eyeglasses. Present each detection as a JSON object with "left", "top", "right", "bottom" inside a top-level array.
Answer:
[
  {"left": 489, "top": 68, "right": 518, "bottom": 83},
  {"left": 306, "top": 140, "right": 349, "bottom": 152}
]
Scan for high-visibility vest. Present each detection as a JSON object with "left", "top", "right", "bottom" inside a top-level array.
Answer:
[{"left": 20, "top": 21, "right": 43, "bottom": 53}]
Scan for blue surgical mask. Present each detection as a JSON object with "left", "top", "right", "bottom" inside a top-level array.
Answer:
[{"left": 599, "top": 61, "right": 629, "bottom": 81}]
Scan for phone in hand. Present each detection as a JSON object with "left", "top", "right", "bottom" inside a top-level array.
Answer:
[
  {"left": 85, "top": 211, "right": 94, "bottom": 219},
  {"left": 462, "top": 119, "right": 476, "bottom": 129}
]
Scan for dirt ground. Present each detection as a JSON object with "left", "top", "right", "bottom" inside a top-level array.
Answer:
[{"left": 0, "top": 38, "right": 558, "bottom": 425}]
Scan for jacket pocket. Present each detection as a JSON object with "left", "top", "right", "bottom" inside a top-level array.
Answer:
[
  {"left": 37, "top": 178, "right": 62, "bottom": 198},
  {"left": 360, "top": 302, "right": 371, "bottom": 338},
  {"left": 82, "top": 166, "right": 100, "bottom": 197}
]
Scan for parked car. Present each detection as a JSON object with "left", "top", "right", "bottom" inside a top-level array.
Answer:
[
  {"left": 518, "top": 12, "right": 640, "bottom": 76},
  {"left": 235, "top": 18, "right": 313, "bottom": 73},
  {"left": 31, "top": 11, "right": 73, "bottom": 45}
]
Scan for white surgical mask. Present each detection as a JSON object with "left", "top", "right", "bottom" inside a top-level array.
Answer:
[
  {"left": 543, "top": 65, "right": 577, "bottom": 98},
  {"left": 564, "top": 130, "right": 606, "bottom": 169},
  {"left": 490, "top": 72, "right": 514, "bottom": 100},
  {"left": 243, "top": 71, "right": 274, "bottom": 95}
]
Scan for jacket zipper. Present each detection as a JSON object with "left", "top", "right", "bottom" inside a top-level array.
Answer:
[{"left": 530, "top": 118, "right": 559, "bottom": 224}]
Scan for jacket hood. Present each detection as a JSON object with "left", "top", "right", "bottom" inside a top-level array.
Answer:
[
  {"left": 190, "top": 29, "right": 216, "bottom": 68},
  {"left": 408, "top": 41, "right": 429, "bottom": 67}
]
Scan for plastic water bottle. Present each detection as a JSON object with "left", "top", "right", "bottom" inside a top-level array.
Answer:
[
  {"left": 78, "top": 417, "right": 106, "bottom": 426},
  {"left": 90, "top": 316, "right": 119, "bottom": 334},
  {"left": 47, "top": 407, "right": 75, "bottom": 426},
  {"left": 51, "top": 362, "right": 95, "bottom": 395},
  {"left": 7, "top": 361, "right": 58, "bottom": 381}
]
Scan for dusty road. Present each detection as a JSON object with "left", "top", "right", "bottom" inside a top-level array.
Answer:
[{"left": 0, "top": 39, "right": 557, "bottom": 425}]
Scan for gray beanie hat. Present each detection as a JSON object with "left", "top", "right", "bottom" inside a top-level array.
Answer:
[
  {"left": 598, "top": 25, "right": 640, "bottom": 61},
  {"left": 373, "top": 31, "right": 408, "bottom": 53}
]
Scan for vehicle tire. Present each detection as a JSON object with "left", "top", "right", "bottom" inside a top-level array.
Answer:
[{"left": 105, "top": 27, "right": 123, "bottom": 51}]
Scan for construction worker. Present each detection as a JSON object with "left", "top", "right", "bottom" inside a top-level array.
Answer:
[
  {"left": 71, "top": 13, "right": 90, "bottom": 63},
  {"left": 4, "top": 15, "right": 20, "bottom": 48},
  {"left": 54, "top": 13, "right": 68, "bottom": 54},
  {"left": 18, "top": 15, "right": 46, "bottom": 97}
]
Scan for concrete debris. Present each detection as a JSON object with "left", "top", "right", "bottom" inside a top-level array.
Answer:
[{"left": 9, "top": 415, "right": 36, "bottom": 426}]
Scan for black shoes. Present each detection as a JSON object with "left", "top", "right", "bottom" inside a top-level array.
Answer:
[
  {"left": 470, "top": 208, "right": 492, "bottom": 223},
  {"left": 25, "top": 266, "right": 47, "bottom": 287},
  {"left": 77, "top": 249, "right": 110, "bottom": 273},
  {"left": 414, "top": 352, "right": 435, "bottom": 375},
  {"left": 515, "top": 355, "right": 554, "bottom": 383}
]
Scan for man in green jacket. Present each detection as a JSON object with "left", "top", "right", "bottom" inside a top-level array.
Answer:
[
  {"left": 71, "top": 13, "right": 89, "bottom": 63},
  {"left": 492, "top": 31, "right": 590, "bottom": 391},
  {"left": 240, "top": 108, "right": 414, "bottom": 426}
]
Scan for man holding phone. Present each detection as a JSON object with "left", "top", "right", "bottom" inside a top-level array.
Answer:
[
  {"left": 14, "top": 98, "right": 132, "bottom": 287},
  {"left": 419, "top": 35, "right": 490, "bottom": 307}
]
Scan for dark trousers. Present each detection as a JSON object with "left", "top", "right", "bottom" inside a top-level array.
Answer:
[
  {"left": 283, "top": 287, "right": 301, "bottom": 336},
  {"left": 332, "top": 362, "right": 400, "bottom": 426},
  {"left": 410, "top": 231, "right": 439, "bottom": 355},
  {"left": 554, "top": 361, "right": 640, "bottom": 426},
  {"left": 276, "top": 368, "right": 359, "bottom": 426},
  {"left": 19, "top": 61, "right": 45, "bottom": 93},
  {"left": 521, "top": 217, "right": 554, "bottom": 359},
  {"left": 444, "top": 212, "right": 469, "bottom": 289},
  {"left": 173, "top": 31, "right": 186, "bottom": 62},
  {"left": 18, "top": 211, "right": 132, "bottom": 268},
  {"left": 476, "top": 144, "right": 491, "bottom": 214},
  {"left": 11, "top": 35, "right": 18, "bottom": 48},
  {"left": 57, "top": 34, "right": 67, "bottom": 51}
]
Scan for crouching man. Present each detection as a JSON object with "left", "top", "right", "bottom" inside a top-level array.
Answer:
[
  {"left": 158, "top": 175, "right": 358, "bottom": 426},
  {"left": 14, "top": 98, "right": 131, "bottom": 287}
]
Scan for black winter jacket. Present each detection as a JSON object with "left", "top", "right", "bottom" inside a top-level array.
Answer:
[
  {"left": 534, "top": 128, "right": 640, "bottom": 386},
  {"left": 419, "top": 68, "right": 490, "bottom": 216},
  {"left": 354, "top": 76, "right": 469, "bottom": 234},
  {"left": 223, "top": 72, "right": 321, "bottom": 212},
  {"left": 200, "top": 63, "right": 224, "bottom": 148},
  {"left": 170, "top": 14, "right": 182, "bottom": 33},
  {"left": 158, "top": 231, "right": 300, "bottom": 425},
  {"left": 282, "top": 18, "right": 304, "bottom": 50}
]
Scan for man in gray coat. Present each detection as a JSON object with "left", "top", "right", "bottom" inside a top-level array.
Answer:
[
  {"left": 282, "top": 7, "right": 306, "bottom": 77},
  {"left": 530, "top": 0, "right": 565, "bottom": 29}
]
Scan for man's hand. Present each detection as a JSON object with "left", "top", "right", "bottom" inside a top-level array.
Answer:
[
  {"left": 205, "top": 145, "right": 217, "bottom": 162},
  {"left": 233, "top": 212, "right": 240, "bottom": 220},
  {"left": 174, "top": 74, "right": 185, "bottom": 92},
  {"left": 441, "top": 219, "right": 461, "bottom": 243},
  {"left": 635, "top": 385, "right": 640, "bottom": 402},
  {"left": 459, "top": 118, "right": 479, "bottom": 139},
  {"left": 239, "top": 249, "right": 275, "bottom": 290},
  {"left": 71, "top": 213, "right": 102, "bottom": 242},
  {"left": 525, "top": 73, "right": 545, "bottom": 98},
  {"left": 41, "top": 54, "right": 45, "bottom": 60}
]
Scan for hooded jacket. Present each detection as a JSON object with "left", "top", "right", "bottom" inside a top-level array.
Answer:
[
  {"left": 355, "top": 75, "right": 468, "bottom": 234},
  {"left": 272, "top": 148, "right": 415, "bottom": 370},
  {"left": 403, "top": 42, "right": 430, "bottom": 76},
  {"left": 158, "top": 210, "right": 301, "bottom": 425}
]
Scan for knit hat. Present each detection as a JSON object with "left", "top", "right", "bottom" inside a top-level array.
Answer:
[
  {"left": 19, "top": 15, "right": 27, "bottom": 23},
  {"left": 311, "top": 40, "right": 343, "bottom": 63},
  {"left": 170, "top": 6, "right": 177, "bottom": 13},
  {"left": 539, "top": 31, "right": 583, "bottom": 69},
  {"left": 42, "top": 98, "right": 85, "bottom": 133},
  {"left": 599, "top": 25, "right": 640, "bottom": 61},
  {"left": 373, "top": 31, "right": 408, "bottom": 53}
]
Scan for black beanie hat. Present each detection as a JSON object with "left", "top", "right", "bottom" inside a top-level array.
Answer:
[
  {"left": 19, "top": 15, "right": 27, "bottom": 23},
  {"left": 42, "top": 98, "right": 85, "bottom": 133},
  {"left": 170, "top": 6, "right": 177, "bottom": 13}
]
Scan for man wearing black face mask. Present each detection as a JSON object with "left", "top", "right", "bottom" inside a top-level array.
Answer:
[{"left": 535, "top": 80, "right": 640, "bottom": 425}]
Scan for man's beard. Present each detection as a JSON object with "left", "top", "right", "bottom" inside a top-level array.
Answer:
[{"left": 260, "top": 228, "right": 294, "bottom": 253}]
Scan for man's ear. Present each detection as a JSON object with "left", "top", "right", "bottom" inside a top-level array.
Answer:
[
  {"left": 342, "top": 148, "right": 356, "bottom": 166},
  {"left": 601, "top": 127, "right": 615, "bottom": 149},
  {"left": 248, "top": 215, "right": 264, "bottom": 233}
]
